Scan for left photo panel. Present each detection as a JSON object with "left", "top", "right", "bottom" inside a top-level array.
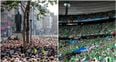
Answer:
[{"left": 1, "top": 0, "right": 58, "bottom": 62}]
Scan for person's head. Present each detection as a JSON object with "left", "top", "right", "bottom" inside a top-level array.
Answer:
[
  {"left": 37, "top": 58, "right": 40, "bottom": 61},
  {"left": 49, "top": 56, "right": 54, "bottom": 61},
  {"left": 20, "top": 54, "right": 24, "bottom": 58},
  {"left": 7, "top": 57, "right": 11, "bottom": 61}
]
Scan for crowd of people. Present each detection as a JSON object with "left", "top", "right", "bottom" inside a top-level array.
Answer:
[
  {"left": 59, "top": 11, "right": 116, "bottom": 62},
  {"left": 59, "top": 21, "right": 115, "bottom": 37},
  {"left": 1, "top": 37, "right": 58, "bottom": 62},
  {"left": 59, "top": 36, "right": 116, "bottom": 62}
]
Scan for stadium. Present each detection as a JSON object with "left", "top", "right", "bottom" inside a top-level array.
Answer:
[{"left": 59, "top": 1, "right": 116, "bottom": 62}]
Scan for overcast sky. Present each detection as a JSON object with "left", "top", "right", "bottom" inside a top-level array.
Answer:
[{"left": 47, "top": 3, "right": 58, "bottom": 15}]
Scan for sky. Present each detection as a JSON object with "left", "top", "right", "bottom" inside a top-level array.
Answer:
[
  {"left": 47, "top": 4, "right": 58, "bottom": 15},
  {"left": 31, "top": 0, "right": 58, "bottom": 15}
]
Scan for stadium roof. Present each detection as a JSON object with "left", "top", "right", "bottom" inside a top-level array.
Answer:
[{"left": 59, "top": 1, "right": 115, "bottom": 15}]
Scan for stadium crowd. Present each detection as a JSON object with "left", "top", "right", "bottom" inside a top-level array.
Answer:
[
  {"left": 59, "top": 36, "right": 116, "bottom": 62},
  {"left": 1, "top": 37, "right": 58, "bottom": 62},
  {"left": 59, "top": 21, "right": 115, "bottom": 37},
  {"left": 59, "top": 10, "right": 116, "bottom": 61}
]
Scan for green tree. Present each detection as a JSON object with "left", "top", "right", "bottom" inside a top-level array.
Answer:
[{"left": 1, "top": 0, "right": 57, "bottom": 53}]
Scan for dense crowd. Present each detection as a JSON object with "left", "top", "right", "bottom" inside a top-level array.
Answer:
[
  {"left": 59, "top": 36, "right": 116, "bottom": 62},
  {"left": 59, "top": 21, "right": 115, "bottom": 37},
  {"left": 1, "top": 37, "right": 58, "bottom": 62},
  {"left": 59, "top": 12, "right": 116, "bottom": 62}
]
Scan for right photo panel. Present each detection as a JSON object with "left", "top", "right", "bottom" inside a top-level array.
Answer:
[{"left": 59, "top": 1, "right": 116, "bottom": 62}]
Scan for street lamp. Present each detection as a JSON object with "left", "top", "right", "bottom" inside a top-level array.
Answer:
[
  {"left": 64, "top": 2, "right": 70, "bottom": 15},
  {"left": 64, "top": 2, "right": 73, "bottom": 25}
]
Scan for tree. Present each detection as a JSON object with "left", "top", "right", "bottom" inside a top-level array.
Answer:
[{"left": 1, "top": 0, "right": 57, "bottom": 52}]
